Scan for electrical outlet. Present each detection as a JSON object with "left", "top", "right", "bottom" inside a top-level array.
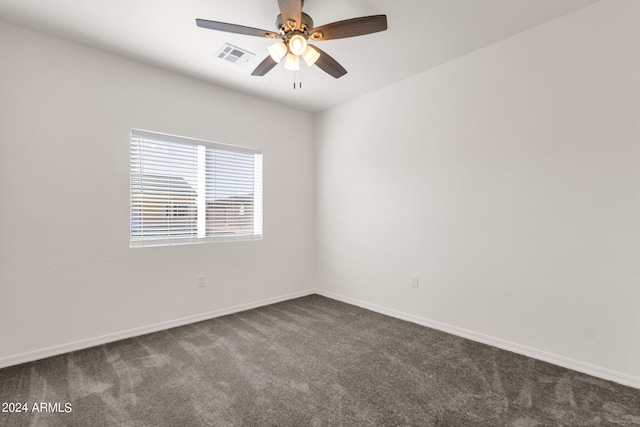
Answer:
[
  {"left": 411, "top": 275, "right": 419, "bottom": 288},
  {"left": 197, "top": 274, "right": 206, "bottom": 288}
]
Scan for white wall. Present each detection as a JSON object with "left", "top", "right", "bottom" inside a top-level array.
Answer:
[
  {"left": 0, "top": 22, "right": 315, "bottom": 365},
  {"left": 315, "top": 0, "right": 640, "bottom": 387}
]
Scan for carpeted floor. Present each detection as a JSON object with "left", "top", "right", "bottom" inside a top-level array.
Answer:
[{"left": 1, "top": 295, "right": 638, "bottom": 426}]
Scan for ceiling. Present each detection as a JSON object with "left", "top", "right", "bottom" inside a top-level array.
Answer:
[{"left": 0, "top": 0, "right": 601, "bottom": 113}]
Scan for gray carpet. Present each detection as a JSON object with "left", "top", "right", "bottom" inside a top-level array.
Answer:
[{"left": 1, "top": 295, "right": 638, "bottom": 426}]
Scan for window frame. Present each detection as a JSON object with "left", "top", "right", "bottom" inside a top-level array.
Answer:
[{"left": 130, "top": 129, "right": 263, "bottom": 248}]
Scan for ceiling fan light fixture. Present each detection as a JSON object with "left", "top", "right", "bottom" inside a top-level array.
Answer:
[
  {"left": 284, "top": 53, "right": 300, "bottom": 71},
  {"left": 302, "top": 45, "right": 320, "bottom": 67},
  {"left": 268, "top": 41, "right": 288, "bottom": 63},
  {"left": 288, "top": 34, "right": 307, "bottom": 55}
]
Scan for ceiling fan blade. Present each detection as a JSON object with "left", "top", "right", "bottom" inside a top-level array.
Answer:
[
  {"left": 309, "top": 15, "right": 387, "bottom": 41},
  {"left": 251, "top": 56, "right": 278, "bottom": 76},
  {"left": 277, "top": 0, "right": 302, "bottom": 30},
  {"left": 196, "top": 19, "right": 278, "bottom": 38},
  {"left": 312, "top": 46, "right": 347, "bottom": 79}
]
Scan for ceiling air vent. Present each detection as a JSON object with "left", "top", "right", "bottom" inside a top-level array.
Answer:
[{"left": 215, "top": 43, "right": 255, "bottom": 65}]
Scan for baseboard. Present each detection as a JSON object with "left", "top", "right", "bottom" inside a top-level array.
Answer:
[
  {"left": 316, "top": 289, "right": 640, "bottom": 390},
  {"left": 4, "top": 288, "right": 638, "bottom": 390},
  {"left": 0, "top": 289, "right": 316, "bottom": 370}
]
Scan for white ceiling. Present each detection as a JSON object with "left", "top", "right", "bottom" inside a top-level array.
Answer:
[{"left": 0, "top": 0, "right": 601, "bottom": 113}]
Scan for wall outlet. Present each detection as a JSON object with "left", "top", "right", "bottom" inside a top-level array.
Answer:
[
  {"left": 197, "top": 274, "right": 206, "bottom": 288},
  {"left": 411, "top": 275, "right": 419, "bottom": 288}
]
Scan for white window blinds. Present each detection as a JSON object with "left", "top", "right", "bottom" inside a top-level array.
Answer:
[{"left": 130, "top": 129, "right": 262, "bottom": 247}]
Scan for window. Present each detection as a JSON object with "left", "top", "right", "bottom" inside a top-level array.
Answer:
[{"left": 130, "top": 129, "right": 262, "bottom": 247}]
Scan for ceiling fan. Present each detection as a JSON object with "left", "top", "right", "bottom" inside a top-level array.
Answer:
[{"left": 196, "top": 0, "right": 387, "bottom": 79}]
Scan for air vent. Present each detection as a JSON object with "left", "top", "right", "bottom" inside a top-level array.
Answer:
[{"left": 215, "top": 43, "right": 255, "bottom": 65}]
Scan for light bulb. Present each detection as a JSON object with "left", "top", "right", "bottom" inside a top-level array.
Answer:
[
  {"left": 302, "top": 45, "right": 320, "bottom": 67},
  {"left": 288, "top": 34, "right": 307, "bottom": 56},
  {"left": 284, "top": 53, "right": 300, "bottom": 71},
  {"left": 268, "top": 41, "right": 288, "bottom": 63}
]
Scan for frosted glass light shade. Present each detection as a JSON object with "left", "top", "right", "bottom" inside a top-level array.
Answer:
[
  {"left": 302, "top": 45, "right": 320, "bottom": 67},
  {"left": 284, "top": 53, "right": 300, "bottom": 71},
  {"left": 268, "top": 42, "right": 288, "bottom": 63},
  {"left": 288, "top": 34, "right": 307, "bottom": 55}
]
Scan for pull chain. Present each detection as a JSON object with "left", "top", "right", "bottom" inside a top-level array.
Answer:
[{"left": 291, "top": 67, "right": 303, "bottom": 89}]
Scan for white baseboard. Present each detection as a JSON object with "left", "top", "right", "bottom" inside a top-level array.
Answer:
[
  {"left": 316, "top": 289, "right": 640, "bottom": 390},
  {"left": 3, "top": 288, "right": 638, "bottom": 390},
  {"left": 0, "top": 289, "right": 316, "bottom": 370}
]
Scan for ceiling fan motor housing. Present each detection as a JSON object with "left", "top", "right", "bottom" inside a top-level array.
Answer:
[{"left": 276, "top": 12, "right": 314, "bottom": 35}]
